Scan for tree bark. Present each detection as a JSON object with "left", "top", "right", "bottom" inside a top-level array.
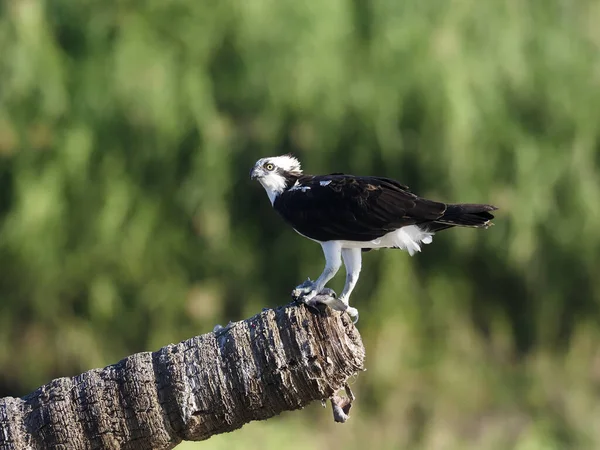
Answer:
[{"left": 0, "top": 303, "right": 365, "bottom": 449}]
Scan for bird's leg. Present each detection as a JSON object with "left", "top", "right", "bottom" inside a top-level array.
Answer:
[
  {"left": 334, "top": 248, "right": 362, "bottom": 323},
  {"left": 292, "top": 241, "right": 342, "bottom": 304}
]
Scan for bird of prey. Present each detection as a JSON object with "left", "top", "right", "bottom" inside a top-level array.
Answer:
[{"left": 250, "top": 154, "right": 496, "bottom": 322}]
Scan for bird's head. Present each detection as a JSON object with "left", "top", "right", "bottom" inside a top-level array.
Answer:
[{"left": 250, "top": 154, "right": 303, "bottom": 203}]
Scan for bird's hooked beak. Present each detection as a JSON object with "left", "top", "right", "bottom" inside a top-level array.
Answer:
[{"left": 250, "top": 165, "right": 263, "bottom": 180}]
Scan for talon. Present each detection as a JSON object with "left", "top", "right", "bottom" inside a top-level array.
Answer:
[
  {"left": 291, "top": 282, "right": 351, "bottom": 320},
  {"left": 291, "top": 278, "right": 317, "bottom": 302},
  {"left": 346, "top": 307, "right": 359, "bottom": 323},
  {"left": 302, "top": 289, "right": 318, "bottom": 303}
]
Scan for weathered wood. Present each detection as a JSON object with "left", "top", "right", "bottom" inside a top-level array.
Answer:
[{"left": 0, "top": 304, "right": 365, "bottom": 449}]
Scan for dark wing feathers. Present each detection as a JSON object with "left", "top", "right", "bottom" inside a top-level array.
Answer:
[
  {"left": 273, "top": 175, "right": 447, "bottom": 242},
  {"left": 434, "top": 203, "right": 497, "bottom": 227}
]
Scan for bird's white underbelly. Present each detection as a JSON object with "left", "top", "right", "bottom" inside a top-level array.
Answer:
[{"left": 295, "top": 225, "right": 434, "bottom": 256}]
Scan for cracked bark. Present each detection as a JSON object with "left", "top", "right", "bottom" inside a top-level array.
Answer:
[{"left": 0, "top": 303, "right": 365, "bottom": 449}]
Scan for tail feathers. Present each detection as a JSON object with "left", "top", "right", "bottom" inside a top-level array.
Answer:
[{"left": 431, "top": 203, "right": 497, "bottom": 230}]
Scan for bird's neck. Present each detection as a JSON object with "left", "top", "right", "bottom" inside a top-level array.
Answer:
[
  {"left": 284, "top": 173, "right": 303, "bottom": 188},
  {"left": 261, "top": 173, "right": 304, "bottom": 205}
]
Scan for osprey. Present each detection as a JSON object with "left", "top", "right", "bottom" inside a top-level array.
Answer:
[{"left": 251, "top": 154, "right": 496, "bottom": 322}]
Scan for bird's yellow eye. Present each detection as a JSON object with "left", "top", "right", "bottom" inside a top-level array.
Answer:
[{"left": 265, "top": 163, "right": 275, "bottom": 171}]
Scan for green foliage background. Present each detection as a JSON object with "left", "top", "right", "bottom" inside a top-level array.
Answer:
[{"left": 1, "top": 0, "right": 600, "bottom": 448}]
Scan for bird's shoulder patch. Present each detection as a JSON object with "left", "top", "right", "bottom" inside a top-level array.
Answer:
[{"left": 288, "top": 180, "right": 312, "bottom": 192}]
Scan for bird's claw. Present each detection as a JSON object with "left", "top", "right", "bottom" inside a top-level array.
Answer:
[
  {"left": 322, "top": 299, "right": 359, "bottom": 324},
  {"left": 292, "top": 282, "right": 337, "bottom": 313},
  {"left": 291, "top": 281, "right": 359, "bottom": 323},
  {"left": 346, "top": 306, "right": 359, "bottom": 324},
  {"left": 291, "top": 278, "right": 316, "bottom": 302},
  {"left": 303, "top": 289, "right": 338, "bottom": 309}
]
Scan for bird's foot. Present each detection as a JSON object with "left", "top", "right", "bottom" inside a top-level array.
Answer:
[
  {"left": 305, "top": 287, "right": 338, "bottom": 307},
  {"left": 292, "top": 280, "right": 337, "bottom": 313},
  {"left": 291, "top": 278, "right": 317, "bottom": 303},
  {"left": 291, "top": 281, "right": 359, "bottom": 323},
  {"left": 329, "top": 297, "right": 359, "bottom": 323},
  {"left": 346, "top": 306, "right": 359, "bottom": 324}
]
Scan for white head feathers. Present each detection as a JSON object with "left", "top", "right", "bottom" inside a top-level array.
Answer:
[
  {"left": 251, "top": 154, "right": 303, "bottom": 204},
  {"left": 262, "top": 154, "right": 302, "bottom": 175}
]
